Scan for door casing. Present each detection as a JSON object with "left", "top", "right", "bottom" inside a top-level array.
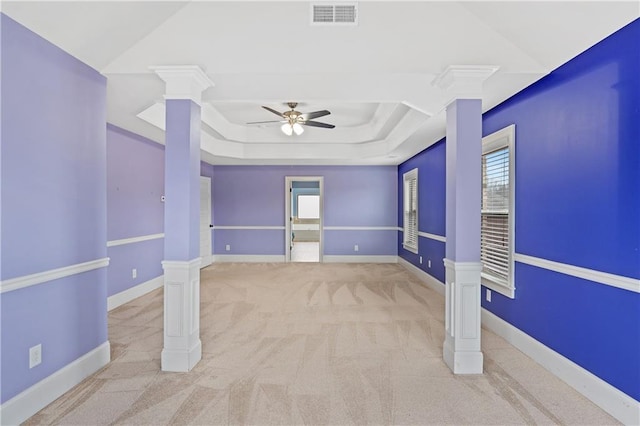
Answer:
[
  {"left": 200, "top": 176, "right": 212, "bottom": 267},
  {"left": 285, "top": 176, "right": 323, "bottom": 262}
]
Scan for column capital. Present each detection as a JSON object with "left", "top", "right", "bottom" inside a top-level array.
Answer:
[
  {"left": 151, "top": 65, "right": 214, "bottom": 105},
  {"left": 432, "top": 65, "right": 499, "bottom": 106}
]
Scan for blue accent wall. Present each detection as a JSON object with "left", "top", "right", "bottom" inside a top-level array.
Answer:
[
  {"left": 481, "top": 18, "right": 640, "bottom": 402},
  {"left": 398, "top": 19, "right": 640, "bottom": 402},
  {"left": 398, "top": 139, "right": 447, "bottom": 283},
  {"left": 484, "top": 25, "right": 640, "bottom": 279}
]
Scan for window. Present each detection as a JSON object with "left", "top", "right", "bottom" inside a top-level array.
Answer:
[
  {"left": 403, "top": 168, "right": 418, "bottom": 253},
  {"left": 481, "top": 125, "right": 515, "bottom": 298},
  {"left": 298, "top": 195, "right": 320, "bottom": 219}
]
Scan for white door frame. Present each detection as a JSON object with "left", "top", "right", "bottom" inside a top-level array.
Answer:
[
  {"left": 200, "top": 176, "right": 213, "bottom": 267},
  {"left": 285, "top": 176, "right": 323, "bottom": 262}
]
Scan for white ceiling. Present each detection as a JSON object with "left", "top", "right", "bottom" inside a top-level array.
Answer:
[{"left": 3, "top": 1, "right": 638, "bottom": 165}]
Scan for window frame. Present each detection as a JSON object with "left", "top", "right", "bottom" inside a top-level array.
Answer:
[
  {"left": 403, "top": 168, "right": 419, "bottom": 254},
  {"left": 481, "top": 125, "right": 516, "bottom": 299}
]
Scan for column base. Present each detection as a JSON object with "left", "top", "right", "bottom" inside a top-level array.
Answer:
[
  {"left": 443, "top": 259, "right": 483, "bottom": 375},
  {"left": 161, "top": 258, "right": 202, "bottom": 372},
  {"left": 443, "top": 335, "right": 483, "bottom": 374},
  {"left": 161, "top": 339, "right": 202, "bottom": 372}
]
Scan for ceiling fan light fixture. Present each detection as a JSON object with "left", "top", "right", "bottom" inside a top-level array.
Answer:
[
  {"left": 255, "top": 103, "right": 333, "bottom": 135},
  {"left": 292, "top": 123, "right": 304, "bottom": 135},
  {"left": 281, "top": 123, "right": 293, "bottom": 136}
]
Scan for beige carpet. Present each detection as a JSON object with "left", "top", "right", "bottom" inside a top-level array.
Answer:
[{"left": 26, "top": 263, "right": 619, "bottom": 425}]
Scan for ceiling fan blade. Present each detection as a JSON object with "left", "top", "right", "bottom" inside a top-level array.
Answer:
[
  {"left": 246, "top": 120, "right": 285, "bottom": 124},
  {"left": 300, "top": 110, "right": 331, "bottom": 121},
  {"left": 301, "top": 120, "right": 335, "bottom": 129},
  {"left": 262, "top": 106, "right": 285, "bottom": 117}
]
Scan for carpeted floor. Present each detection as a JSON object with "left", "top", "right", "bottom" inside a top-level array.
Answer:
[{"left": 26, "top": 263, "right": 619, "bottom": 425}]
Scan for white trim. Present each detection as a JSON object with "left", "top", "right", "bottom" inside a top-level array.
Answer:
[
  {"left": 107, "top": 233, "right": 164, "bottom": 247},
  {"left": 481, "top": 276, "right": 516, "bottom": 299},
  {"left": 432, "top": 65, "right": 500, "bottom": 107},
  {"left": 201, "top": 254, "right": 213, "bottom": 268},
  {"left": 514, "top": 253, "right": 640, "bottom": 294},
  {"left": 285, "top": 176, "right": 324, "bottom": 263},
  {"left": 200, "top": 175, "right": 213, "bottom": 268},
  {"left": 323, "top": 255, "right": 397, "bottom": 264},
  {"left": 0, "top": 258, "right": 110, "bottom": 294},
  {"left": 162, "top": 257, "right": 202, "bottom": 271},
  {"left": 398, "top": 257, "right": 445, "bottom": 296},
  {"left": 107, "top": 275, "right": 164, "bottom": 311},
  {"left": 212, "top": 226, "right": 285, "bottom": 230},
  {"left": 481, "top": 309, "right": 640, "bottom": 425},
  {"left": 212, "top": 255, "right": 286, "bottom": 263},
  {"left": 443, "top": 258, "right": 483, "bottom": 272},
  {"left": 418, "top": 231, "right": 447, "bottom": 243},
  {"left": 481, "top": 124, "right": 516, "bottom": 297},
  {"left": 0, "top": 342, "right": 110, "bottom": 426},
  {"left": 161, "top": 259, "right": 202, "bottom": 372},
  {"left": 402, "top": 168, "right": 419, "bottom": 254},
  {"left": 150, "top": 65, "right": 214, "bottom": 106},
  {"left": 324, "top": 226, "right": 398, "bottom": 231}
]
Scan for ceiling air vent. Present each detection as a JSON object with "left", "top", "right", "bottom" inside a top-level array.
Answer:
[{"left": 311, "top": 2, "right": 358, "bottom": 25}]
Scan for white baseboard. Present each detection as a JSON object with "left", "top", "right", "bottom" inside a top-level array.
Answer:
[
  {"left": 212, "top": 255, "right": 286, "bottom": 263},
  {"left": 323, "top": 255, "right": 397, "bottom": 263},
  {"left": 398, "top": 257, "right": 445, "bottom": 296},
  {"left": 481, "top": 309, "right": 640, "bottom": 425},
  {"left": 200, "top": 254, "right": 213, "bottom": 268},
  {"left": 0, "top": 341, "right": 110, "bottom": 425},
  {"left": 107, "top": 275, "right": 163, "bottom": 311}
]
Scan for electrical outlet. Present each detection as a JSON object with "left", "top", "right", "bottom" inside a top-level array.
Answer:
[
  {"left": 486, "top": 289, "right": 492, "bottom": 302},
  {"left": 29, "top": 344, "right": 42, "bottom": 369},
  {"left": 132, "top": 268, "right": 137, "bottom": 279},
  {"left": 225, "top": 244, "right": 231, "bottom": 251},
  {"left": 354, "top": 244, "right": 359, "bottom": 252},
  {"left": 428, "top": 260, "right": 431, "bottom": 268}
]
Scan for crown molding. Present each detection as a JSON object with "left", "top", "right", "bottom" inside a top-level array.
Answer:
[
  {"left": 150, "top": 65, "right": 214, "bottom": 105},
  {"left": 432, "top": 65, "right": 499, "bottom": 106}
]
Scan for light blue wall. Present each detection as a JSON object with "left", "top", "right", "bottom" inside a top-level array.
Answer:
[
  {"left": 212, "top": 166, "right": 397, "bottom": 257},
  {"left": 106, "top": 124, "right": 164, "bottom": 297},
  {"left": 106, "top": 124, "right": 216, "bottom": 298},
  {"left": 1, "top": 14, "right": 108, "bottom": 403}
]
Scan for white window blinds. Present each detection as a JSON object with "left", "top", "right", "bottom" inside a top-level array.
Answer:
[
  {"left": 403, "top": 169, "right": 418, "bottom": 253},
  {"left": 481, "top": 124, "right": 515, "bottom": 296},
  {"left": 481, "top": 147, "right": 509, "bottom": 282}
]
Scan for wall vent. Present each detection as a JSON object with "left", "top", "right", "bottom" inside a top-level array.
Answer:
[{"left": 311, "top": 2, "right": 358, "bottom": 25}]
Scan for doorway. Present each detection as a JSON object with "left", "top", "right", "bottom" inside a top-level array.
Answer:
[
  {"left": 285, "top": 176, "right": 323, "bottom": 262},
  {"left": 200, "top": 176, "right": 212, "bottom": 267}
]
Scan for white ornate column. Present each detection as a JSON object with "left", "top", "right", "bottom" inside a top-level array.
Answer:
[
  {"left": 152, "top": 65, "right": 213, "bottom": 372},
  {"left": 433, "top": 65, "right": 498, "bottom": 374}
]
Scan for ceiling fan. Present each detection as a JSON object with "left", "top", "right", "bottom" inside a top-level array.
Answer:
[{"left": 247, "top": 102, "right": 335, "bottom": 135}]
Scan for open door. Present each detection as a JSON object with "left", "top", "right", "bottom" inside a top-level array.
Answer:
[
  {"left": 285, "top": 176, "right": 323, "bottom": 262},
  {"left": 200, "top": 176, "right": 212, "bottom": 267}
]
